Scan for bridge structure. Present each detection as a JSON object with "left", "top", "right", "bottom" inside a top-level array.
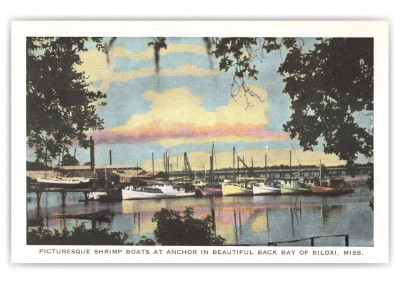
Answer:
[{"left": 168, "top": 165, "right": 372, "bottom": 181}]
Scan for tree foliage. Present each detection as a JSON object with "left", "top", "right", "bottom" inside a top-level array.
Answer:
[
  {"left": 148, "top": 37, "right": 167, "bottom": 73},
  {"left": 27, "top": 223, "right": 132, "bottom": 245},
  {"left": 151, "top": 207, "right": 225, "bottom": 246},
  {"left": 278, "top": 38, "right": 373, "bottom": 165},
  {"left": 61, "top": 153, "right": 80, "bottom": 166},
  {"left": 27, "top": 37, "right": 107, "bottom": 162},
  {"left": 210, "top": 37, "right": 373, "bottom": 164}
]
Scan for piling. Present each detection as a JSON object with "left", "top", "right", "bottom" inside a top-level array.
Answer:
[
  {"left": 35, "top": 190, "right": 42, "bottom": 208},
  {"left": 61, "top": 191, "right": 67, "bottom": 206},
  {"left": 345, "top": 235, "right": 349, "bottom": 246}
]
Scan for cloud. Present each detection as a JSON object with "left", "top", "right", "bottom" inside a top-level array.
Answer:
[
  {"left": 133, "top": 44, "right": 208, "bottom": 60},
  {"left": 89, "top": 86, "right": 289, "bottom": 146},
  {"left": 76, "top": 47, "right": 217, "bottom": 92}
]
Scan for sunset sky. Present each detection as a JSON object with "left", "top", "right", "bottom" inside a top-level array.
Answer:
[{"left": 28, "top": 37, "right": 373, "bottom": 170}]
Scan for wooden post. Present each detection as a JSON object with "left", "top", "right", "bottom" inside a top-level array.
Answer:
[
  {"left": 84, "top": 192, "right": 89, "bottom": 204},
  {"left": 61, "top": 191, "right": 67, "bottom": 206},
  {"left": 211, "top": 207, "right": 216, "bottom": 236},
  {"left": 35, "top": 190, "right": 42, "bottom": 208},
  {"left": 311, "top": 237, "right": 315, "bottom": 246},
  {"left": 345, "top": 235, "right": 349, "bottom": 246}
]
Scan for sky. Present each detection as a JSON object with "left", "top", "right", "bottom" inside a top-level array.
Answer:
[{"left": 28, "top": 37, "right": 372, "bottom": 170}]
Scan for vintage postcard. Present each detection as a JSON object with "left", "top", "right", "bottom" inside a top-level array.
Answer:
[{"left": 11, "top": 21, "right": 388, "bottom": 263}]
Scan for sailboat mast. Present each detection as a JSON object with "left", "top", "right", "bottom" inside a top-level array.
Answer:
[
  {"left": 233, "top": 146, "right": 236, "bottom": 180},
  {"left": 210, "top": 156, "right": 213, "bottom": 186},
  {"left": 152, "top": 151, "right": 154, "bottom": 178},
  {"left": 210, "top": 142, "right": 214, "bottom": 186},
  {"left": 104, "top": 166, "right": 107, "bottom": 188}
]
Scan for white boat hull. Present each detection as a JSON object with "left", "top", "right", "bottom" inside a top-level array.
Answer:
[
  {"left": 121, "top": 185, "right": 194, "bottom": 200},
  {"left": 36, "top": 177, "right": 90, "bottom": 188},
  {"left": 253, "top": 185, "right": 280, "bottom": 195}
]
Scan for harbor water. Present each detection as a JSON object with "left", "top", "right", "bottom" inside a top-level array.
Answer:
[{"left": 27, "top": 184, "right": 373, "bottom": 246}]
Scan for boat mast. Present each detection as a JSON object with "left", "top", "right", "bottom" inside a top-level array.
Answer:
[
  {"left": 166, "top": 150, "right": 169, "bottom": 180},
  {"left": 104, "top": 166, "right": 107, "bottom": 189},
  {"left": 152, "top": 151, "right": 154, "bottom": 178},
  {"left": 210, "top": 142, "right": 214, "bottom": 187},
  {"left": 265, "top": 154, "right": 268, "bottom": 179},
  {"left": 233, "top": 146, "right": 236, "bottom": 181}
]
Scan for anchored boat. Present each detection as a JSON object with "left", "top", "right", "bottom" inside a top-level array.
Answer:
[
  {"left": 222, "top": 178, "right": 254, "bottom": 196},
  {"left": 311, "top": 177, "right": 354, "bottom": 195},
  {"left": 121, "top": 183, "right": 178, "bottom": 200},
  {"left": 36, "top": 177, "right": 90, "bottom": 188},
  {"left": 195, "top": 143, "right": 222, "bottom": 197},
  {"left": 280, "top": 148, "right": 311, "bottom": 195},
  {"left": 253, "top": 180, "right": 281, "bottom": 195}
]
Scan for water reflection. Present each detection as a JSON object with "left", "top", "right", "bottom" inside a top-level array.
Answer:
[{"left": 27, "top": 189, "right": 373, "bottom": 246}]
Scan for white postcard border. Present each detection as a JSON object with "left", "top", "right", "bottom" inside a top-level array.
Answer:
[{"left": 11, "top": 21, "right": 389, "bottom": 263}]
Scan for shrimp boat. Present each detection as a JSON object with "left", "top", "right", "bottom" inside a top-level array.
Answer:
[
  {"left": 253, "top": 148, "right": 281, "bottom": 195},
  {"left": 280, "top": 148, "right": 310, "bottom": 195},
  {"left": 121, "top": 183, "right": 179, "bottom": 200},
  {"left": 280, "top": 179, "right": 311, "bottom": 194},
  {"left": 36, "top": 177, "right": 90, "bottom": 188},
  {"left": 310, "top": 161, "right": 354, "bottom": 195},
  {"left": 311, "top": 177, "right": 354, "bottom": 195},
  {"left": 36, "top": 149, "right": 91, "bottom": 189},
  {"left": 195, "top": 143, "right": 222, "bottom": 197},
  {"left": 253, "top": 180, "right": 281, "bottom": 195},
  {"left": 222, "top": 148, "right": 255, "bottom": 196},
  {"left": 222, "top": 178, "right": 254, "bottom": 196}
]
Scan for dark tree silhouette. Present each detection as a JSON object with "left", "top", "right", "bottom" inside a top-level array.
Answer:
[
  {"left": 61, "top": 153, "right": 80, "bottom": 166},
  {"left": 27, "top": 223, "right": 132, "bottom": 245},
  {"left": 27, "top": 37, "right": 107, "bottom": 162},
  {"left": 211, "top": 37, "right": 373, "bottom": 165},
  {"left": 148, "top": 37, "right": 167, "bottom": 73},
  {"left": 151, "top": 207, "right": 225, "bottom": 246}
]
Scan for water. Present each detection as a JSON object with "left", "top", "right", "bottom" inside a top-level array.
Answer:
[{"left": 27, "top": 187, "right": 373, "bottom": 247}]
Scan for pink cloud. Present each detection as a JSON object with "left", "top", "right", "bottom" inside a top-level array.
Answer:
[{"left": 88, "top": 122, "right": 289, "bottom": 145}]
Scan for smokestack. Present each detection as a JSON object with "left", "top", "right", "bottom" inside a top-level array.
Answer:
[
  {"left": 90, "top": 137, "right": 95, "bottom": 171},
  {"left": 109, "top": 149, "right": 112, "bottom": 166}
]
